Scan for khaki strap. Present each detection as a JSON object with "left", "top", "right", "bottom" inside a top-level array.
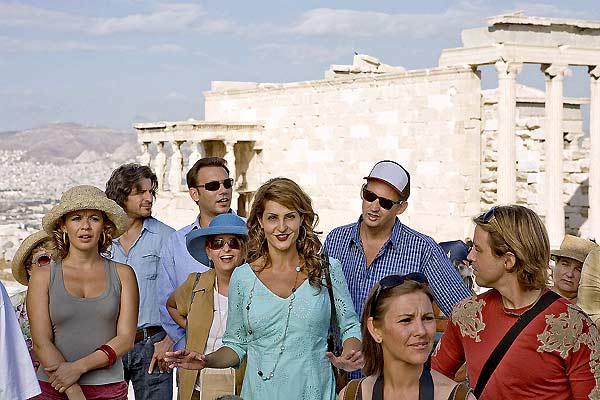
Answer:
[
  {"left": 343, "top": 378, "right": 364, "bottom": 400},
  {"left": 449, "top": 383, "right": 471, "bottom": 400}
]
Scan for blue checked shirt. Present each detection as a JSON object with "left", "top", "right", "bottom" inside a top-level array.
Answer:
[{"left": 323, "top": 217, "right": 471, "bottom": 318}]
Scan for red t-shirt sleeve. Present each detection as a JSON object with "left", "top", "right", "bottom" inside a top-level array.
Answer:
[
  {"left": 566, "top": 319, "right": 600, "bottom": 399},
  {"left": 431, "top": 310, "right": 466, "bottom": 378}
]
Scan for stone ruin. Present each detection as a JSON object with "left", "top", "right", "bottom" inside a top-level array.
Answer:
[{"left": 135, "top": 13, "right": 600, "bottom": 247}]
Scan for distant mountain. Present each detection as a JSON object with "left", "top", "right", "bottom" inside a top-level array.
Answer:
[{"left": 0, "top": 122, "right": 137, "bottom": 163}]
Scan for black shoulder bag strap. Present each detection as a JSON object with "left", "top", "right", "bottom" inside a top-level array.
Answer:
[
  {"left": 372, "top": 366, "right": 434, "bottom": 400},
  {"left": 322, "top": 254, "right": 341, "bottom": 355},
  {"left": 473, "top": 290, "right": 560, "bottom": 397}
]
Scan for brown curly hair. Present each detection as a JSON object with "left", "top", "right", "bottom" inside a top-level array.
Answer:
[
  {"left": 246, "top": 177, "right": 324, "bottom": 288},
  {"left": 473, "top": 205, "right": 550, "bottom": 291},
  {"left": 53, "top": 211, "right": 117, "bottom": 259}
]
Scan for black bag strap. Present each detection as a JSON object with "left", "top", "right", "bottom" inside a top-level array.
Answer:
[
  {"left": 322, "top": 254, "right": 342, "bottom": 355},
  {"left": 372, "top": 366, "right": 434, "bottom": 400},
  {"left": 473, "top": 290, "right": 560, "bottom": 397}
]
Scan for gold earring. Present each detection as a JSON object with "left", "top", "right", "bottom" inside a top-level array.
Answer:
[{"left": 62, "top": 231, "right": 68, "bottom": 244}]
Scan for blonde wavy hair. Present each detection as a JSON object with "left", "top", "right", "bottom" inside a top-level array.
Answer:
[
  {"left": 473, "top": 205, "right": 550, "bottom": 291},
  {"left": 246, "top": 177, "right": 323, "bottom": 288},
  {"left": 53, "top": 211, "right": 117, "bottom": 259}
]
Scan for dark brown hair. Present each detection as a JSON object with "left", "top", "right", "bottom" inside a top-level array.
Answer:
[
  {"left": 186, "top": 157, "right": 229, "bottom": 188},
  {"left": 473, "top": 205, "right": 549, "bottom": 291},
  {"left": 105, "top": 163, "right": 158, "bottom": 208},
  {"left": 362, "top": 280, "right": 434, "bottom": 376},
  {"left": 246, "top": 177, "right": 323, "bottom": 288}
]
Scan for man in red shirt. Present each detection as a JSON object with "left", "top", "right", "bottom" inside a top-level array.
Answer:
[{"left": 431, "top": 205, "right": 599, "bottom": 400}]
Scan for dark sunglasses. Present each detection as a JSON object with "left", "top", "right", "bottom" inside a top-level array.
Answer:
[
  {"left": 32, "top": 252, "right": 53, "bottom": 267},
  {"left": 207, "top": 237, "right": 242, "bottom": 250},
  {"left": 480, "top": 206, "right": 497, "bottom": 223},
  {"left": 196, "top": 178, "right": 234, "bottom": 192},
  {"left": 362, "top": 187, "right": 403, "bottom": 210},
  {"left": 370, "top": 272, "right": 428, "bottom": 317}
]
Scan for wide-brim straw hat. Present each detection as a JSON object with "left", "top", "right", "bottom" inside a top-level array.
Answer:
[
  {"left": 186, "top": 213, "right": 247, "bottom": 265},
  {"left": 42, "top": 185, "right": 128, "bottom": 238},
  {"left": 11, "top": 230, "right": 51, "bottom": 285},
  {"left": 577, "top": 247, "right": 600, "bottom": 322},
  {"left": 550, "top": 235, "right": 598, "bottom": 264}
]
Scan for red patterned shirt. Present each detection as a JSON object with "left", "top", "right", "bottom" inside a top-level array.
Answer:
[{"left": 431, "top": 289, "right": 600, "bottom": 399}]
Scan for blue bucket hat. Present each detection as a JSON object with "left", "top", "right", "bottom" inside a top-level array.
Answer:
[
  {"left": 186, "top": 214, "right": 248, "bottom": 265},
  {"left": 439, "top": 240, "right": 470, "bottom": 265}
]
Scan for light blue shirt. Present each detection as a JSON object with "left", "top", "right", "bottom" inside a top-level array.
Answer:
[
  {"left": 110, "top": 217, "right": 174, "bottom": 329},
  {"left": 158, "top": 216, "right": 209, "bottom": 350}
]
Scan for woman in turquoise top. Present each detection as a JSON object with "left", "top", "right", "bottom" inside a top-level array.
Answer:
[{"left": 167, "top": 177, "right": 363, "bottom": 399}]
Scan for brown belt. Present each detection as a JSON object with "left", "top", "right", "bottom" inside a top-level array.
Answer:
[{"left": 134, "top": 326, "right": 164, "bottom": 343}]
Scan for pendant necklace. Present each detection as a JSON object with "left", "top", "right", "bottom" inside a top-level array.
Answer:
[{"left": 246, "top": 265, "right": 301, "bottom": 381}]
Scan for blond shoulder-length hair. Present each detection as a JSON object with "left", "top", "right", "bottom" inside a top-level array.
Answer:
[{"left": 473, "top": 205, "right": 549, "bottom": 291}]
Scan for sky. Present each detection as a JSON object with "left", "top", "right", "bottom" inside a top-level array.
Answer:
[{"left": 1, "top": 1, "right": 600, "bottom": 133}]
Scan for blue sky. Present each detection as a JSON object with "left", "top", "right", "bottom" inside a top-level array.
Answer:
[{"left": 1, "top": 1, "right": 599, "bottom": 132}]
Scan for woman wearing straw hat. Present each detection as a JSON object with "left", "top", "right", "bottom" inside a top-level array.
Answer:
[
  {"left": 550, "top": 234, "right": 598, "bottom": 302},
  {"left": 28, "top": 185, "right": 139, "bottom": 400},
  {"left": 10, "top": 230, "right": 58, "bottom": 369},
  {"left": 166, "top": 213, "right": 248, "bottom": 400}
]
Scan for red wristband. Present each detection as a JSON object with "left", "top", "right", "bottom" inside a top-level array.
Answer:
[{"left": 97, "top": 344, "right": 117, "bottom": 368}]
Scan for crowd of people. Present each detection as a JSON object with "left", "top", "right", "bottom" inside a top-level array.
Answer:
[{"left": 2, "top": 156, "right": 599, "bottom": 400}]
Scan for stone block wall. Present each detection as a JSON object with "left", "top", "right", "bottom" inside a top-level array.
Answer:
[
  {"left": 481, "top": 92, "right": 590, "bottom": 235},
  {"left": 203, "top": 67, "right": 482, "bottom": 241}
]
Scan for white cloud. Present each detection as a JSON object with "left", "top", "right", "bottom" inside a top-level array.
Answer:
[
  {"left": 0, "top": 3, "right": 207, "bottom": 36},
  {"left": 290, "top": 5, "right": 492, "bottom": 39},
  {"left": 254, "top": 43, "right": 353, "bottom": 65},
  {"left": 166, "top": 91, "right": 186, "bottom": 101},
  {"left": 0, "top": 36, "right": 132, "bottom": 52},
  {"left": 147, "top": 44, "right": 185, "bottom": 53}
]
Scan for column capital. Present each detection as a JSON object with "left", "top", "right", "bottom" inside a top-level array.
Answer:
[
  {"left": 541, "top": 63, "right": 572, "bottom": 79},
  {"left": 495, "top": 61, "right": 523, "bottom": 77},
  {"left": 589, "top": 65, "right": 600, "bottom": 80}
]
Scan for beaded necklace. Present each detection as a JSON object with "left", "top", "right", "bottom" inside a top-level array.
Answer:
[{"left": 246, "top": 265, "right": 301, "bottom": 381}]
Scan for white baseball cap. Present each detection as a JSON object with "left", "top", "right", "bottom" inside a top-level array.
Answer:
[{"left": 364, "top": 160, "right": 410, "bottom": 200}]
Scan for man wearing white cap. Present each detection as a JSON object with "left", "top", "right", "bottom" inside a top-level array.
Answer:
[
  {"left": 550, "top": 234, "right": 598, "bottom": 302},
  {"left": 324, "top": 160, "right": 471, "bottom": 321}
]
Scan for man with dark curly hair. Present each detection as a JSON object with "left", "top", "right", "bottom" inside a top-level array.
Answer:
[{"left": 106, "top": 163, "right": 175, "bottom": 400}]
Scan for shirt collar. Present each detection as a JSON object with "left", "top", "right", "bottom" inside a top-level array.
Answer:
[
  {"left": 142, "top": 217, "right": 159, "bottom": 234},
  {"left": 193, "top": 209, "right": 236, "bottom": 230},
  {"left": 350, "top": 216, "right": 404, "bottom": 250}
]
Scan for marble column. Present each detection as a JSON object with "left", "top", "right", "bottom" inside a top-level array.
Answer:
[
  {"left": 589, "top": 66, "right": 600, "bottom": 241},
  {"left": 139, "top": 142, "right": 151, "bottom": 166},
  {"left": 542, "top": 64, "right": 571, "bottom": 248},
  {"left": 224, "top": 140, "right": 238, "bottom": 211},
  {"left": 152, "top": 141, "right": 167, "bottom": 192},
  {"left": 188, "top": 141, "right": 205, "bottom": 170},
  {"left": 168, "top": 141, "right": 184, "bottom": 192},
  {"left": 495, "top": 61, "right": 522, "bottom": 204}
]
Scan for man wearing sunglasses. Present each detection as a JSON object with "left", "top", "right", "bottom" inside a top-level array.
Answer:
[
  {"left": 324, "top": 160, "right": 471, "bottom": 331},
  {"left": 106, "top": 163, "right": 176, "bottom": 400},
  {"left": 158, "top": 157, "right": 236, "bottom": 353}
]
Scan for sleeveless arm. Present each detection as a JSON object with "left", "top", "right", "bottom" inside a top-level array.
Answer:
[{"left": 167, "top": 273, "right": 197, "bottom": 329}]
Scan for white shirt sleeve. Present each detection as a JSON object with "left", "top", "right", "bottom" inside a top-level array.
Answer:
[{"left": 0, "top": 282, "right": 41, "bottom": 400}]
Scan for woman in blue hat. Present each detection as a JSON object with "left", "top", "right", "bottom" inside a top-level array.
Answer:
[
  {"left": 166, "top": 213, "right": 248, "bottom": 400},
  {"left": 167, "top": 177, "right": 362, "bottom": 400}
]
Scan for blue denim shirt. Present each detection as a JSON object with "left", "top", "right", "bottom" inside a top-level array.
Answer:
[
  {"left": 109, "top": 217, "right": 174, "bottom": 329},
  {"left": 158, "top": 216, "right": 210, "bottom": 351},
  {"left": 324, "top": 217, "right": 471, "bottom": 318}
]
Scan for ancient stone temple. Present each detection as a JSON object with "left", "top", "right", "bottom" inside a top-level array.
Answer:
[{"left": 135, "top": 13, "right": 600, "bottom": 246}]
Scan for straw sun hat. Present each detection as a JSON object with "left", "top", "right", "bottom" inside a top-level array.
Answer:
[
  {"left": 11, "top": 230, "right": 52, "bottom": 285},
  {"left": 42, "top": 185, "right": 128, "bottom": 238},
  {"left": 550, "top": 235, "right": 599, "bottom": 264}
]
